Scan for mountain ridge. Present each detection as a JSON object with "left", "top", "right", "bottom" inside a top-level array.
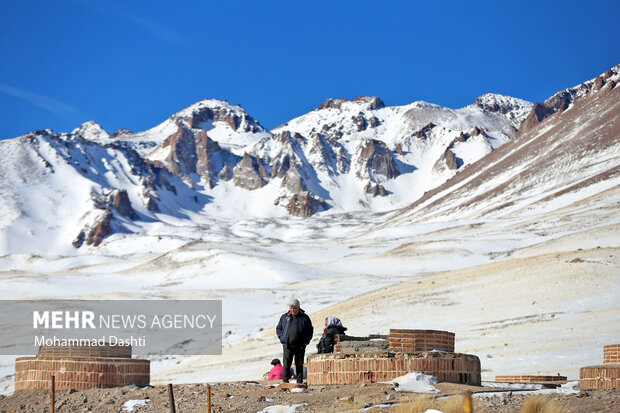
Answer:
[{"left": 1, "top": 64, "right": 617, "bottom": 252}]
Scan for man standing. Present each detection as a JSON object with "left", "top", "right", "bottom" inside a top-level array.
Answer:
[{"left": 276, "top": 298, "right": 313, "bottom": 383}]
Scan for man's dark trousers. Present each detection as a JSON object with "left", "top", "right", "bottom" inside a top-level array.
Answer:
[{"left": 282, "top": 345, "right": 305, "bottom": 383}]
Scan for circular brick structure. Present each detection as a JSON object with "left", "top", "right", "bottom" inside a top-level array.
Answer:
[
  {"left": 307, "top": 329, "right": 480, "bottom": 386},
  {"left": 307, "top": 351, "right": 480, "bottom": 386},
  {"left": 495, "top": 375, "right": 567, "bottom": 384},
  {"left": 580, "top": 344, "right": 620, "bottom": 390},
  {"left": 14, "top": 344, "right": 150, "bottom": 391}
]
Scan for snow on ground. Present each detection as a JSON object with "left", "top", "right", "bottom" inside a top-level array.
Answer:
[
  {"left": 474, "top": 381, "right": 580, "bottom": 398},
  {"left": 388, "top": 373, "right": 439, "bottom": 393},
  {"left": 0, "top": 187, "right": 617, "bottom": 394},
  {"left": 122, "top": 399, "right": 150, "bottom": 412},
  {"left": 256, "top": 403, "right": 308, "bottom": 413}
]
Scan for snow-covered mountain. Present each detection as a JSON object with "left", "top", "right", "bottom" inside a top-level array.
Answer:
[
  {"left": 0, "top": 65, "right": 618, "bottom": 391},
  {"left": 0, "top": 63, "right": 617, "bottom": 255},
  {"left": 0, "top": 89, "right": 534, "bottom": 252},
  {"left": 386, "top": 63, "right": 620, "bottom": 226}
]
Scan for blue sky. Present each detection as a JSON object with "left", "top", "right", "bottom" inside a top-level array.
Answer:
[{"left": 1, "top": 0, "right": 618, "bottom": 139}]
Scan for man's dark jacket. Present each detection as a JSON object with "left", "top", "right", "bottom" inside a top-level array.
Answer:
[{"left": 276, "top": 309, "right": 313, "bottom": 348}]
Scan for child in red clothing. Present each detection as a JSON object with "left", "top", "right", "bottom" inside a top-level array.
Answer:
[{"left": 268, "top": 358, "right": 283, "bottom": 380}]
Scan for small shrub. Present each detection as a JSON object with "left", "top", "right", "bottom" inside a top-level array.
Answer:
[
  {"left": 392, "top": 394, "right": 464, "bottom": 413},
  {"left": 521, "top": 395, "right": 565, "bottom": 413}
]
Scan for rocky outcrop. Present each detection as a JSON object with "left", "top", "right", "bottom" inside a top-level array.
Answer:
[
  {"left": 73, "top": 208, "right": 114, "bottom": 248},
  {"left": 471, "top": 127, "right": 487, "bottom": 137},
  {"left": 318, "top": 98, "right": 346, "bottom": 110},
  {"left": 335, "top": 145, "right": 350, "bottom": 174},
  {"left": 517, "top": 103, "right": 557, "bottom": 137},
  {"left": 146, "top": 163, "right": 177, "bottom": 195},
  {"left": 74, "top": 188, "right": 139, "bottom": 248},
  {"left": 145, "top": 195, "right": 160, "bottom": 212},
  {"left": 357, "top": 139, "right": 400, "bottom": 181},
  {"left": 161, "top": 126, "right": 224, "bottom": 187},
  {"left": 307, "top": 134, "right": 340, "bottom": 175},
  {"left": 86, "top": 209, "right": 113, "bottom": 247},
  {"left": 474, "top": 95, "right": 518, "bottom": 115},
  {"left": 352, "top": 114, "right": 368, "bottom": 132},
  {"left": 517, "top": 66, "right": 620, "bottom": 137},
  {"left": 233, "top": 153, "right": 268, "bottom": 190},
  {"left": 110, "top": 129, "right": 133, "bottom": 138},
  {"left": 455, "top": 132, "right": 469, "bottom": 143},
  {"left": 414, "top": 123, "right": 436, "bottom": 139},
  {"left": 72, "top": 121, "right": 109, "bottom": 140},
  {"left": 217, "top": 164, "right": 233, "bottom": 181},
  {"left": 351, "top": 113, "right": 380, "bottom": 132},
  {"left": 72, "top": 230, "right": 85, "bottom": 248},
  {"left": 109, "top": 189, "right": 138, "bottom": 219},
  {"left": 351, "top": 96, "right": 385, "bottom": 110},
  {"left": 432, "top": 148, "right": 460, "bottom": 173},
  {"left": 274, "top": 130, "right": 305, "bottom": 145},
  {"left": 286, "top": 192, "right": 328, "bottom": 216},
  {"left": 443, "top": 149, "right": 459, "bottom": 170},
  {"left": 364, "top": 182, "right": 388, "bottom": 197},
  {"left": 93, "top": 189, "right": 138, "bottom": 220},
  {"left": 185, "top": 105, "right": 262, "bottom": 133},
  {"left": 317, "top": 96, "right": 385, "bottom": 111},
  {"left": 161, "top": 127, "right": 199, "bottom": 175},
  {"left": 281, "top": 167, "right": 307, "bottom": 193},
  {"left": 271, "top": 154, "right": 292, "bottom": 178}
]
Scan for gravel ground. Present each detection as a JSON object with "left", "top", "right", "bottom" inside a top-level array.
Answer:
[{"left": 0, "top": 381, "right": 618, "bottom": 412}]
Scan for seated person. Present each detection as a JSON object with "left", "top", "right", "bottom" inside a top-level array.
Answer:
[
  {"left": 316, "top": 316, "right": 347, "bottom": 353},
  {"left": 268, "top": 358, "right": 283, "bottom": 380}
]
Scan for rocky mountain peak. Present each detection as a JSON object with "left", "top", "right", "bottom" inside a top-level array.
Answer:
[
  {"left": 317, "top": 98, "right": 347, "bottom": 110},
  {"left": 172, "top": 99, "right": 266, "bottom": 134},
  {"left": 316, "top": 96, "right": 385, "bottom": 111},
  {"left": 72, "top": 121, "right": 110, "bottom": 141},
  {"left": 473, "top": 93, "right": 532, "bottom": 121},
  {"left": 351, "top": 96, "right": 385, "bottom": 110},
  {"left": 518, "top": 64, "right": 619, "bottom": 137}
]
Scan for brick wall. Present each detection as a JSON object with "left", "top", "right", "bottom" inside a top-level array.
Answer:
[
  {"left": 15, "top": 357, "right": 150, "bottom": 390},
  {"left": 37, "top": 344, "right": 132, "bottom": 359},
  {"left": 580, "top": 365, "right": 620, "bottom": 390},
  {"left": 306, "top": 351, "right": 480, "bottom": 386},
  {"left": 604, "top": 344, "right": 620, "bottom": 364},
  {"left": 495, "top": 375, "right": 567, "bottom": 383},
  {"left": 388, "top": 329, "right": 455, "bottom": 353}
]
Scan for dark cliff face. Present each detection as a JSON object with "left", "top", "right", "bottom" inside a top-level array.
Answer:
[
  {"left": 357, "top": 139, "right": 400, "bottom": 181},
  {"left": 161, "top": 125, "right": 227, "bottom": 188}
]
